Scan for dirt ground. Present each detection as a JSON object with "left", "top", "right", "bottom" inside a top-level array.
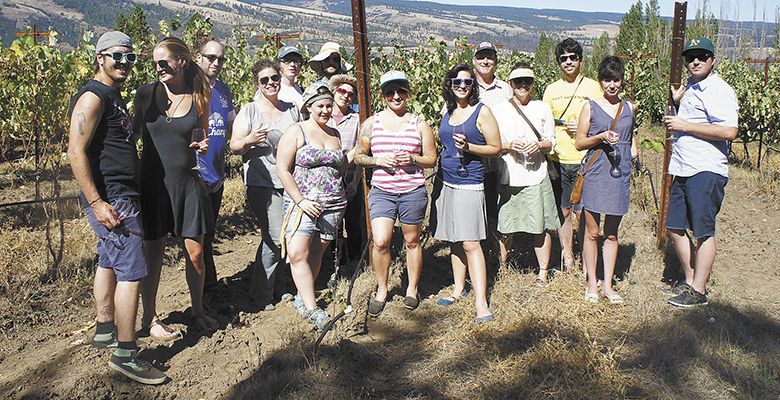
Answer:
[{"left": 0, "top": 150, "right": 779, "bottom": 399}]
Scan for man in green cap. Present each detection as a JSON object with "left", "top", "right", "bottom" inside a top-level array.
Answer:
[{"left": 663, "top": 36, "right": 738, "bottom": 308}]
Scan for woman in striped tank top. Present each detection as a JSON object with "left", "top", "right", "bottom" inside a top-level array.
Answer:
[
  {"left": 354, "top": 71, "right": 437, "bottom": 317},
  {"left": 431, "top": 64, "right": 502, "bottom": 325}
]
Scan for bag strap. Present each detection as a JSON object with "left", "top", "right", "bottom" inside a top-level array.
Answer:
[
  {"left": 582, "top": 100, "right": 624, "bottom": 174},
  {"left": 558, "top": 75, "right": 584, "bottom": 120},
  {"left": 509, "top": 99, "right": 543, "bottom": 142}
]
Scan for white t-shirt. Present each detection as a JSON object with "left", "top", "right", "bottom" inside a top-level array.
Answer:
[
  {"left": 278, "top": 82, "right": 303, "bottom": 109},
  {"left": 669, "top": 72, "right": 738, "bottom": 178},
  {"left": 492, "top": 99, "right": 556, "bottom": 187}
]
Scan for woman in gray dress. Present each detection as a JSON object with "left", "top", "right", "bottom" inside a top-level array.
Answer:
[
  {"left": 135, "top": 36, "right": 217, "bottom": 337},
  {"left": 574, "top": 56, "right": 637, "bottom": 305},
  {"left": 230, "top": 59, "right": 300, "bottom": 309}
]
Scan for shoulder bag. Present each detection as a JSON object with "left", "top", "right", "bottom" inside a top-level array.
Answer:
[
  {"left": 509, "top": 99, "right": 559, "bottom": 181},
  {"left": 570, "top": 100, "right": 623, "bottom": 206}
]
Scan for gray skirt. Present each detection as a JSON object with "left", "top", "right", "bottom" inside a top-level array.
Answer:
[{"left": 431, "top": 183, "right": 487, "bottom": 242}]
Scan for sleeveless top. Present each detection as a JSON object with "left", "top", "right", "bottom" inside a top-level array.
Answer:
[
  {"left": 289, "top": 126, "right": 347, "bottom": 210},
  {"left": 439, "top": 103, "right": 487, "bottom": 185},
  {"left": 581, "top": 99, "right": 634, "bottom": 216},
  {"left": 370, "top": 114, "right": 425, "bottom": 193},
  {"left": 240, "top": 98, "right": 300, "bottom": 189},
  {"left": 68, "top": 79, "right": 139, "bottom": 206}
]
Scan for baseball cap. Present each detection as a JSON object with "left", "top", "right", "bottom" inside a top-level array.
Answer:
[
  {"left": 379, "top": 70, "right": 409, "bottom": 90},
  {"left": 96, "top": 31, "right": 133, "bottom": 54},
  {"left": 474, "top": 41, "right": 497, "bottom": 56},
  {"left": 682, "top": 37, "right": 715, "bottom": 56},
  {"left": 301, "top": 83, "right": 334, "bottom": 108},
  {"left": 278, "top": 45, "right": 302, "bottom": 59}
]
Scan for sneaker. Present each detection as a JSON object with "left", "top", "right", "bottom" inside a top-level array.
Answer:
[
  {"left": 108, "top": 349, "right": 167, "bottom": 385},
  {"left": 668, "top": 286, "right": 709, "bottom": 308},
  {"left": 292, "top": 295, "right": 307, "bottom": 317},
  {"left": 661, "top": 281, "right": 691, "bottom": 297},
  {"left": 91, "top": 331, "right": 117, "bottom": 348},
  {"left": 306, "top": 308, "right": 330, "bottom": 330}
]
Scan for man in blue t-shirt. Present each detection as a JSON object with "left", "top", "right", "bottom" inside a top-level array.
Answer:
[{"left": 196, "top": 38, "right": 235, "bottom": 299}]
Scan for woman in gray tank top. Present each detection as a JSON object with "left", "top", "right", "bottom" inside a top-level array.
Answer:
[{"left": 230, "top": 59, "right": 300, "bottom": 309}]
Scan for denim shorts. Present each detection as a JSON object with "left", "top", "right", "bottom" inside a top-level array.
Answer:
[
  {"left": 284, "top": 201, "right": 345, "bottom": 242},
  {"left": 551, "top": 161, "right": 583, "bottom": 212},
  {"left": 665, "top": 171, "right": 728, "bottom": 239},
  {"left": 84, "top": 197, "right": 148, "bottom": 282},
  {"left": 368, "top": 185, "right": 428, "bottom": 225}
]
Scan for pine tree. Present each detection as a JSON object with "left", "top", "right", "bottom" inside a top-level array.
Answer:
[
  {"left": 615, "top": 0, "right": 646, "bottom": 57},
  {"left": 534, "top": 32, "right": 555, "bottom": 70}
]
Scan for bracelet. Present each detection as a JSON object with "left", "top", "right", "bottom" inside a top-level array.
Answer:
[
  {"left": 296, "top": 198, "right": 305, "bottom": 206},
  {"left": 89, "top": 198, "right": 101, "bottom": 206}
]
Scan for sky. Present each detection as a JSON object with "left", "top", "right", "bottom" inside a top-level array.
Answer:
[{"left": 420, "top": 0, "right": 779, "bottom": 22}]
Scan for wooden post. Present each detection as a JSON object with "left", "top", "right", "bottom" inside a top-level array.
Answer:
[
  {"left": 657, "top": 2, "right": 687, "bottom": 249},
  {"left": 15, "top": 24, "right": 50, "bottom": 44},
  {"left": 351, "top": 0, "right": 373, "bottom": 244},
  {"left": 257, "top": 33, "right": 300, "bottom": 49}
]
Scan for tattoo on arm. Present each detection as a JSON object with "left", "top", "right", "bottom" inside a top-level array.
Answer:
[
  {"left": 354, "top": 122, "right": 377, "bottom": 166},
  {"left": 77, "top": 113, "right": 87, "bottom": 136}
]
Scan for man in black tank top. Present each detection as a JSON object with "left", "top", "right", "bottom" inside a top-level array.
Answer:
[{"left": 67, "top": 31, "right": 166, "bottom": 385}]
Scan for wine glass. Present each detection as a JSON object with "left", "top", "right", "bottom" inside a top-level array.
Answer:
[
  {"left": 664, "top": 105, "right": 677, "bottom": 141},
  {"left": 606, "top": 130, "right": 621, "bottom": 178},
  {"left": 517, "top": 137, "right": 533, "bottom": 169},
  {"left": 191, "top": 128, "right": 207, "bottom": 170},
  {"left": 453, "top": 126, "right": 467, "bottom": 176}
]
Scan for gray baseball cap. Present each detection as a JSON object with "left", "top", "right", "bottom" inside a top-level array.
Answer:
[
  {"left": 278, "top": 45, "right": 302, "bottom": 59},
  {"left": 96, "top": 31, "right": 133, "bottom": 54}
]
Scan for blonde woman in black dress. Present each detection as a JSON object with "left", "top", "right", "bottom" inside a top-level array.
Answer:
[{"left": 134, "top": 37, "right": 217, "bottom": 338}]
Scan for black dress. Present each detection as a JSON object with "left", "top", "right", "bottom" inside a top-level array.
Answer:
[{"left": 135, "top": 83, "right": 213, "bottom": 240}]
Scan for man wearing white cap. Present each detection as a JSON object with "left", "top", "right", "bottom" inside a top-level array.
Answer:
[
  {"left": 308, "top": 42, "right": 353, "bottom": 86},
  {"left": 67, "top": 30, "right": 166, "bottom": 384},
  {"left": 277, "top": 45, "right": 304, "bottom": 108}
]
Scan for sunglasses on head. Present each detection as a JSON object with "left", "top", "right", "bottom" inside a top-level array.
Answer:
[
  {"left": 101, "top": 51, "right": 137, "bottom": 63},
  {"left": 511, "top": 77, "right": 534, "bottom": 86},
  {"left": 685, "top": 52, "right": 712, "bottom": 63},
  {"left": 259, "top": 74, "right": 281, "bottom": 85},
  {"left": 201, "top": 53, "right": 226, "bottom": 64},
  {"left": 335, "top": 87, "right": 355, "bottom": 98},
  {"left": 316, "top": 86, "right": 333, "bottom": 96},
  {"left": 451, "top": 78, "right": 474, "bottom": 88},
  {"left": 383, "top": 87, "right": 408, "bottom": 97},
  {"left": 558, "top": 54, "right": 580, "bottom": 63}
]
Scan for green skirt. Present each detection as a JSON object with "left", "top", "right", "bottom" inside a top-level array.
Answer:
[{"left": 497, "top": 177, "right": 561, "bottom": 235}]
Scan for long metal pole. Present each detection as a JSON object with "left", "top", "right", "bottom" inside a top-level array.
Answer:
[
  {"left": 351, "top": 0, "right": 373, "bottom": 242},
  {"left": 657, "top": 1, "right": 687, "bottom": 248}
]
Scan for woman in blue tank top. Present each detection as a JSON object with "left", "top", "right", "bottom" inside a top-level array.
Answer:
[
  {"left": 574, "top": 56, "right": 637, "bottom": 305},
  {"left": 431, "top": 64, "right": 502, "bottom": 324}
]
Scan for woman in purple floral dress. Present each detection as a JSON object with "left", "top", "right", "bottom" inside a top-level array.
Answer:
[{"left": 276, "top": 83, "right": 347, "bottom": 329}]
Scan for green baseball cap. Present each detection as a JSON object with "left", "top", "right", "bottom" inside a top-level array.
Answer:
[{"left": 682, "top": 37, "right": 715, "bottom": 56}]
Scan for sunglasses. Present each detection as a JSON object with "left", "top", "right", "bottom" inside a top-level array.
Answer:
[
  {"left": 511, "top": 77, "right": 534, "bottom": 86},
  {"left": 685, "top": 52, "right": 712, "bottom": 63},
  {"left": 201, "top": 53, "right": 226, "bottom": 64},
  {"left": 383, "top": 87, "right": 408, "bottom": 97},
  {"left": 259, "top": 74, "right": 281, "bottom": 85},
  {"left": 316, "top": 86, "right": 333, "bottom": 96},
  {"left": 335, "top": 87, "right": 355, "bottom": 98},
  {"left": 281, "top": 56, "right": 303, "bottom": 65},
  {"left": 154, "top": 59, "right": 172, "bottom": 71},
  {"left": 451, "top": 78, "right": 474, "bottom": 88},
  {"left": 101, "top": 51, "right": 137, "bottom": 63},
  {"left": 558, "top": 54, "right": 581, "bottom": 63},
  {"left": 325, "top": 54, "right": 341, "bottom": 63}
]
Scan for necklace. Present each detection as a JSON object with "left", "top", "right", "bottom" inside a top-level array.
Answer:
[{"left": 165, "top": 93, "right": 186, "bottom": 123}]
